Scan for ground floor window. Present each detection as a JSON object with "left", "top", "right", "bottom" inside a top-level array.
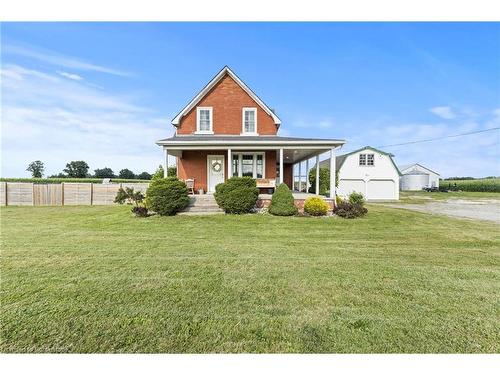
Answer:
[{"left": 232, "top": 153, "right": 264, "bottom": 179}]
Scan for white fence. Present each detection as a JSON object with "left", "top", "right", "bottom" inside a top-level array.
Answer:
[{"left": 0, "top": 182, "right": 150, "bottom": 206}]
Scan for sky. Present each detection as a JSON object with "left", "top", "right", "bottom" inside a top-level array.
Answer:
[{"left": 1, "top": 22, "right": 499, "bottom": 178}]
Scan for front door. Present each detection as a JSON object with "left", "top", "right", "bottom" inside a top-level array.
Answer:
[{"left": 207, "top": 155, "right": 225, "bottom": 192}]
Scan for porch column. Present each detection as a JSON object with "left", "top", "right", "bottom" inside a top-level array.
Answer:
[
  {"left": 305, "top": 159, "right": 310, "bottom": 192},
  {"left": 279, "top": 148, "right": 284, "bottom": 185},
  {"left": 227, "top": 148, "right": 232, "bottom": 179},
  {"left": 315, "top": 155, "right": 320, "bottom": 194},
  {"left": 298, "top": 162, "right": 302, "bottom": 192},
  {"left": 329, "top": 148, "right": 336, "bottom": 199},
  {"left": 163, "top": 148, "right": 168, "bottom": 178}
]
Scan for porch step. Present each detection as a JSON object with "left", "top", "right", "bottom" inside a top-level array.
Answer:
[{"left": 179, "top": 195, "right": 224, "bottom": 214}]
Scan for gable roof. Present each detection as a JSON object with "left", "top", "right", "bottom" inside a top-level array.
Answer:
[
  {"left": 171, "top": 66, "right": 282, "bottom": 127},
  {"left": 319, "top": 146, "right": 402, "bottom": 175},
  {"left": 398, "top": 163, "right": 440, "bottom": 176}
]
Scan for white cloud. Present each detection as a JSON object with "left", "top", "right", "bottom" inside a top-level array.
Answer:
[
  {"left": 430, "top": 106, "right": 456, "bottom": 119},
  {"left": 1, "top": 64, "right": 169, "bottom": 177},
  {"left": 3, "top": 43, "right": 131, "bottom": 77},
  {"left": 58, "top": 71, "right": 83, "bottom": 81}
]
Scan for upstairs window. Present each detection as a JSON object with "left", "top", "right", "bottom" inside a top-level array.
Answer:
[
  {"left": 242, "top": 108, "right": 257, "bottom": 134},
  {"left": 359, "top": 153, "right": 375, "bottom": 166},
  {"left": 367, "top": 154, "right": 374, "bottom": 166},
  {"left": 196, "top": 107, "right": 213, "bottom": 133},
  {"left": 359, "top": 154, "right": 366, "bottom": 166}
]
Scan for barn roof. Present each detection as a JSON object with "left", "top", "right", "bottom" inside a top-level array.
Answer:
[
  {"left": 398, "top": 163, "right": 440, "bottom": 176},
  {"left": 319, "top": 146, "right": 402, "bottom": 175}
]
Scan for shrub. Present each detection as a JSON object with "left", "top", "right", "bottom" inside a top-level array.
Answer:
[
  {"left": 146, "top": 177, "right": 189, "bottom": 216},
  {"left": 114, "top": 187, "right": 148, "bottom": 217},
  {"left": 268, "top": 183, "right": 298, "bottom": 216},
  {"left": 303, "top": 196, "right": 329, "bottom": 216},
  {"left": 348, "top": 191, "right": 365, "bottom": 206},
  {"left": 333, "top": 200, "right": 368, "bottom": 219},
  {"left": 151, "top": 165, "right": 164, "bottom": 180},
  {"left": 308, "top": 168, "right": 330, "bottom": 195},
  {"left": 214, "top": 177, "right": 259, "bottom": 214}
]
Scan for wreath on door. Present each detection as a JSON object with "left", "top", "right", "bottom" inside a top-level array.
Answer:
[{"left": 212, "top": 161, "right": 222, "bottom": 172}]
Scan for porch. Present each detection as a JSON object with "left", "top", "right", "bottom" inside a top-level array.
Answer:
[{"left": 156, "top": 135, "right": 345, "bottom": 199}]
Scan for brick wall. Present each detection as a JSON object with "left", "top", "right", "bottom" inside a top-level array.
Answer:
[{"left": 177, "top": 74, "right": 277, "bottom": 135}]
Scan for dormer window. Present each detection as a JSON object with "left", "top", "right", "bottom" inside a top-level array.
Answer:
[
  {"left": 242, "top": 107, "right": 257, "bottom": 135},
  {"left": 196, "top": 107, "right": 213, "bottom": 134}
]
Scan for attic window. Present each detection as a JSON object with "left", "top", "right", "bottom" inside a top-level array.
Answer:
[
  {"left": 242, "top": 108, "right": 257, "bottom": 134},
  {"left": 359, "top": 153, "right": 375, "bottom": 166},
  {"left": 196, "top": 107, "right": 213, "bottom": 133}
]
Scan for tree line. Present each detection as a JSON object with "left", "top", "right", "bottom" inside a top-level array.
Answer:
[{"left": 26, "top": 160, "right": 176, "bottom": 180}]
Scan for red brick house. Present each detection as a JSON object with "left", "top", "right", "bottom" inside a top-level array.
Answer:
[{"left": 156, "top": 66, "right": 344, "bottom": 200}]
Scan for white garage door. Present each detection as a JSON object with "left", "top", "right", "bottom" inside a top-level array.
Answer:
[
  {"left": 367, "top": 179, "right": 395, "bottom": 200},
  {"left": 338, "top": 179, "right": 365, "bottom": 197}
]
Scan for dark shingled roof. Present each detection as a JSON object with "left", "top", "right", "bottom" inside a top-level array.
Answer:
[{"left": 157, "top": 135, "right": 344, "bottom": 143}]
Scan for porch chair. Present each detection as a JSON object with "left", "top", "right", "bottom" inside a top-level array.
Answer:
[{"left": 185, "top": 178, "right": 195, "bottom": 195}]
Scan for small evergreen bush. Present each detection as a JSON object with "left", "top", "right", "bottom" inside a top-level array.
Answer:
[
  {"left": 303, "top": 196, "right": 329, "bottom": 216},
  {"left": 348, "top": 191, "right": 365, "bottom": 206},
  {"left": 268, "top": 183, "right": 298, "bottom": 216},
  {"left": 214, "top": 177, "right": 259, "bottom": 214},
  {"left": 145, "top": 177, "right": 189, "bottom": 216}
]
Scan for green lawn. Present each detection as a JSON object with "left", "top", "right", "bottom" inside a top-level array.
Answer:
[
  {"left": 1, "top": 205, "right": 499, "bottom": 353},
  {"left": 399, "top": 190, "right": 500, "bottom": 203}
]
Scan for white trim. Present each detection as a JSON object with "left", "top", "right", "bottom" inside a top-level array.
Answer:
[
  {"left": 315, "top": 155, "right": 320, "bottom": 194},
  {"left": 195, "top": 107, "right": 213, "bottom": 134},
  {"left": 230, "top": 152, "right": 266, "bottom": 179},
  {"left": 207, "top": 155, "right": 225, "bottom": 192},
  {"left": 171, "top": 66, "right": 281, "bottom": 126},
  {"left": 279, "top": 148, "right": 284, "bottom": 185},
  {"left": 157, "top": 139, "right": 345, "bottom": 147},
  {"left": 163, "top": 148, "right": 168, "bottom": 178},
  {"left": 241, "top": 107, "right": 258, "bottom": 135},
  {"left": 330, "top": 148, "right": 336, "bottom": 199}
]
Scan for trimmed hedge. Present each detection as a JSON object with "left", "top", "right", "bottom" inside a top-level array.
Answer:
[
  {"left": 214, "top": 177, "right": 259, "bottom": 214},
  {"left": 0, "top": 178, "right": 150, "bottom": 184},
  {"left": 145, "top": 177, "right": 189, "bottom": 216},
  {"left": 303, "top": 196, "right": 329, "bottom": 216},
  {"left": 269, "top": 183, "right": 298, "bottom": 216}
]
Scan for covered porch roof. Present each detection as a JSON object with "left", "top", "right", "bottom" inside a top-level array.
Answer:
[{"left": 156, "top": 135, "right": 345, "bottom": 164}]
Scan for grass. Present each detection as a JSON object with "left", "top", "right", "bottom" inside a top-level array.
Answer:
[
  {"left": 399, "top": 190, "right": 500, "bottom": 204},
  {"left": 1, "top": 205, "right": 499, "bottom": 353}
]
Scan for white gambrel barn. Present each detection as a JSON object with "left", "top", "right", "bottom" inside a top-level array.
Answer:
[
  {"left": 320, "top": 146, "right": 401, "bottom": 200},
  {"left": 399, "top": 163, "right": 440, "bottom": 190}
]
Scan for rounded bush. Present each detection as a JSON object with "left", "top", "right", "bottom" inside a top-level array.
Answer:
[
  {"left": 146, "top": 177, "right": 189, "bottom": 216},
  {"left": 303, "top": 196, "right": 329, "bottom": 216},
  {"left": 269, "top": 183, "right": 297, "bottom": 216},
  {"left": 214, "top": 177, "right": 259, "bottom": 214},
  {"left": 348, "top": 191, "right": 365, "bottom": 206},
  {"left": 333, "top": 200, "right": 368, "bottom": 219}
]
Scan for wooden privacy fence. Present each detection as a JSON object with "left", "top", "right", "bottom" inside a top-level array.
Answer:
[{"left": 0, "top": 182, "right": 150, "bottom": 206}]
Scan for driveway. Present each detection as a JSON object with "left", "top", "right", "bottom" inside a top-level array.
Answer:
[{"left": 382, "top": 198, "right": 500, "bottom": 223}]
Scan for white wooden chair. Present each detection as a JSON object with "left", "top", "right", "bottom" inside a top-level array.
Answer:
[{"left": 185, "top": 179, "right": 195, "bottom": 195}]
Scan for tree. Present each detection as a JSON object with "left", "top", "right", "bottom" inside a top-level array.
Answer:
[
  {"left": 63, "top": 161, "right": 89, "bottom": 178},
  {"left": 118, "top": 168, "right": 135, "bottom": 179},
  {"left": 136, "top": 171, "right": 152, "bottom": 180},
  {"left": 26, "top": 160, "right": 44, "bottom": 178},
  {"left": 94, "top": 167, "right": 115, "bottom": 178},
  {"left": 152, "top": 165, "right": 165, "bottom": 180}
]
